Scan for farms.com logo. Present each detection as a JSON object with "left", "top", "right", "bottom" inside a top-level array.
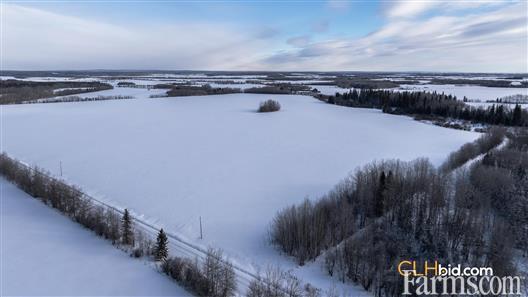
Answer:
[{"left": 398, "top": 260, "right": 525, "bottom": 296}]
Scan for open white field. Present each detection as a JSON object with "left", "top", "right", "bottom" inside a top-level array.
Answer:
[
  {"left": 1, "top": 93, "right": 479, "bottom": 291},
  {"left": 0, "top": 178, "right": 191, "bottom": 296}
]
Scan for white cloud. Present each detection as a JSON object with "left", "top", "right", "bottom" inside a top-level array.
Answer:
[
  {"left": 1, "top": 2, "right": 526, "bottom": 72},
  {"left": 1, "top": 4, "right": 270, "bottom": 70},
  {"left": 263, "top": 1, "right": 527, "bottom": 72}
]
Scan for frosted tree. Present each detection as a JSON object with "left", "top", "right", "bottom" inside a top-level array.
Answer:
[{"left": 155, "top": 228, "right": 169, "bottom": 261}]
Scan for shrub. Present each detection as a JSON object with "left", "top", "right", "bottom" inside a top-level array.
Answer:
[{"left": 258, "top": 99, "right": 281, "bottom": 113}]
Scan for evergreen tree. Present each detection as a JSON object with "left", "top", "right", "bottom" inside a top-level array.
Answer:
[
  {"left": 155, "top": 228, "right": 169, "bottom": 261},
  {"left": 121, "top": 208, "right": 134, "bottom": 245}
]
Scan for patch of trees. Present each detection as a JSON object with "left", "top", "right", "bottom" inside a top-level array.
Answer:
[
  {"left": 321, "top": 89, "right": 528, "bottom": 127},
  {"left": 439, "top": 127, "right": 505, "bottom": 172},
  {"left": 0, "top": 153, "right": 238, "bottom": 297},
  {"left": 164, "top": 84, "right": 241, "bottom": 97},
  {"left": 258, "top": 99, "right": 281, "bottom": 112},
  {"left": 0, "top": 79, "right": 113, "bottom": 104},
  {"left": 117, "top": 81, "right": 137, "bottom": 87},
  {"left": 162, "top": 248, "right": 236, "bottom": 297},
  {"left": 269, "top": 129, "right": 527, "bottom": 296},
  {"left": 245, "top": 84, "right": 311, "bottom": 94},
  {"left": 332, "top": 78, "right": 401, "bottom": 89}
]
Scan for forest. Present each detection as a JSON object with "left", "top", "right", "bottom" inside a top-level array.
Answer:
[
  {"left": 270, "top": 128, "right": 528, "bottom": 296},
  {"left": 319, "top": 89, "right": 528, "bottom": 127},
  {"left": 0, "top": 79, "right": 112, "bottom": 104}
]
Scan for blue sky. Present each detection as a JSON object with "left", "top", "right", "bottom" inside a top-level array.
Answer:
[{"left": 1, "top": 0, "right": 527, "bottom": 72}]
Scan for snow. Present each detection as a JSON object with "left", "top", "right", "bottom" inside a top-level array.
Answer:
[
  {"left": 1, "top": 93, "right": 478, "bottom": 293},
  {"left": 398, "top": 84, "right": 528, "bottom": 101},
  {"left": 309, "top": 85, "right": 351, "bottom": 96},
  {"left": 0, "top": 178, "right": 191, "bottom": 296}
]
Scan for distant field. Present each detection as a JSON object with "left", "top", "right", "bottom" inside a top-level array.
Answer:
[{"left": 1, "top": 93, "right": 479, "bottom": 291}]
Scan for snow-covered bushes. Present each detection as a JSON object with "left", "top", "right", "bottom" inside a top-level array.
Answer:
[
  {"left": 246, "top": 266, "right": 323, "bottom": 297},
  {"left": 162, "top": 248, "right": 236, "bottom": 297},
  {"left": 258, "top": 99, "right": 281, "bottom": 112}
]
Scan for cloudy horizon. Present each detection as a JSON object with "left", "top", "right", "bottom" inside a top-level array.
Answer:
[{"left": 1, "top": 0, "right": 527, "bottom": 73}]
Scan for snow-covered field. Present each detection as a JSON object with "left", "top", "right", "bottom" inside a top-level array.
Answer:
[
  {"left": 398, "top": 84, "right": 528, "bottom": 101},
  {"left": 309, "top": 85, "right": 351, "bottom": 96},
  {"left": 1, "top": 92, "right": 479, "bottom": 292},
  {"left": 0, "top": 178, "right": 191, "bottom": 296}
]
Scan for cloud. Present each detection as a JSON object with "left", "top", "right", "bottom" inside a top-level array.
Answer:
[
  {"left": 2, "top": 2, "right": 526, "bottom": 72},
  {"left": 384, "top": 0, "right": 513, "bottom": 19},
  {"left": 263, "top": 1, "right": 527, "bottom": 72},
  {"left": 1, "top": 4, "right": 270, "bottom": 70},
  {"left": 286, "top": 35, "right": 311, "bottom": 47}
]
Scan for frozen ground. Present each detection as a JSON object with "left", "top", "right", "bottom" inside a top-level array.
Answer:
[
  {"left": 0, "top": 178, "right": 191, "bottom": 296},
  {"left": 398, "top": 84, "right": 528, "bottom": 101},
  {"left": 309, "top": 85, "right": 351, "bottom": 96},
  {"left": 1, "top": 93, "right": 478, "bottom": 293}
]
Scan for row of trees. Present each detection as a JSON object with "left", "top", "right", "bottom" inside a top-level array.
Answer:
[
  {"left": 269, "top": 129, "right": 528, "bottom": 296},
  {"left": 0, "top": 79, "right": 113, "bottom": 104},
  {"left": 0, "top": 153, "right": 238, "bottom": 297},
  {"left": 322, "top": 89, "right": 528, "bottom": 127}
]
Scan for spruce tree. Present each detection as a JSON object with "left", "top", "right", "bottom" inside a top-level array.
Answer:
[
  {"left": 155, "top": 228, "right": 169, "bottom": 261},
  {"left": 121, "top": 208, "right": 134, "bottom": 245}
]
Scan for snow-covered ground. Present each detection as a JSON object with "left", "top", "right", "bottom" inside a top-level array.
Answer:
[
  {"left": 398, "top": 84, "right": 528, "bottom": 101},
  {"left": 1, "top": 92, "right": 478, "bottom": 293},
  {"left": 0, "top": 178, "right": 191, "bottom": 296},
  {"left": 309, "top": 85, "right": 351, "bottom": 96}
]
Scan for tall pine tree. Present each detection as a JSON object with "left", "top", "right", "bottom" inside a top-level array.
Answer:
[
  {"left": 121, "top": 208, "right": 134, "bottom": 245},
  {"left": 155, "top": 228, "right": 168, "bottom": 261}
]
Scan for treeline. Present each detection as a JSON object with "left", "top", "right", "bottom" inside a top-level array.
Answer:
[
  {"left": 159, "top": 84, "right": 241, "bottom": 97},
  {"left": 429, "top": 78, "right": 527, "bottom": 88},
  {"left": 0, "top": 80, "right": 113, "bottom": 104},
  {"left": 0, "top": 153, "right": 238, "bottom": 297},
  {"left": 439, "top": 127, "right": 505, "bottom": 172},
  {"left": 269, "top": 129, "right": 528, "bottom": 296},
  {"left": 245, "top": 83, "right": 311, "bottom": 94},
  {"left": 322, "top": 89, "right": 528, "bottom": 127},
  {"left": 25, "top": 95, "right": 134, "bottom": 104}
]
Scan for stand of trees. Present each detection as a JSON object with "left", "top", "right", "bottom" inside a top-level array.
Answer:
[
  {"left": 270, "top": 129, "right": 528, "bottom": 296},
  {"left": 162, "top": 248, "right": 236, "bottom": 297},
  {"left": 321, "top": 89, "right": 528, "bottom": 127},
  {"left": 161, "top": 84, "right": 241, "bottom": 97},
  {"left": 0, "top": 80, "right": 113, "bottom": 104}
]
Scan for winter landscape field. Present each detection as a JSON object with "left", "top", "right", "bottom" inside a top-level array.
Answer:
[{"left": 1, "top": 1, "right": 528, "bottom": 296}]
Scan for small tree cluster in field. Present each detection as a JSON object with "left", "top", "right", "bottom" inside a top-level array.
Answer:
[
  {"left": 258, "top": 99, "right": 281, "bottom": 113},
  {"left": 162, "top": 248, "right": 236, "bottom": 297}
]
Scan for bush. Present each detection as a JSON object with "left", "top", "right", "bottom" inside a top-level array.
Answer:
[{"left": 258, "top": 99, "right": 281, "bottom": 113}]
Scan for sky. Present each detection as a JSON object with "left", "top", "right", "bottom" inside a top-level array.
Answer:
[{"left": 1, "top": 0, "right": 527, "bottom": 72}]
